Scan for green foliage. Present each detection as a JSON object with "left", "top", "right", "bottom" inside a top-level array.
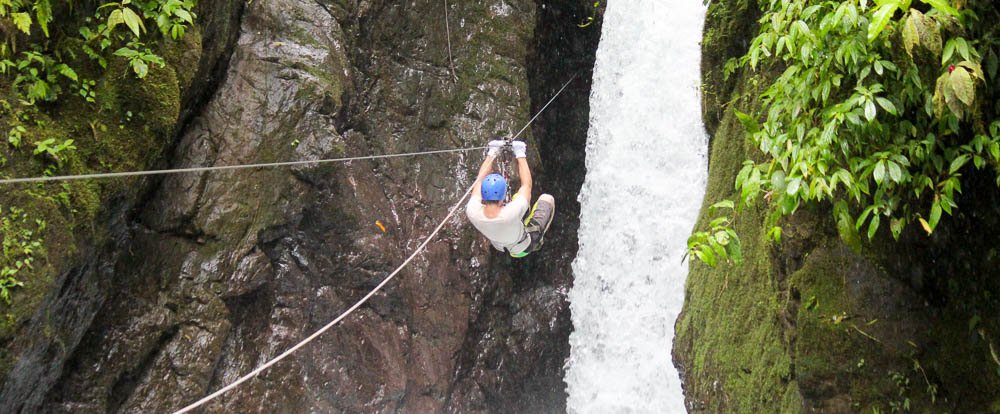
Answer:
[
  {"left": 31, "top": 137, "right": 75, "bottom": 165},
  {"left": 113, "top": 41, "right": 164, "bottom": 78},
  {"left": 0, "top": 0, "right": 197, "bottom": 307},
  {"left": 0, "top": 0, "right": 197, "bottom": 103},
  {"left": 691, "top": 0, "right": 1000, "bottom": 265},
  {"left": 5, "top": 51, "right": 78, "bottom": 103},
  {"left": 0, "top": 0, "right": 54, "bottom": 42},
  {"left": 150, "top": 0, "right": 195, "bottom": 40},
  {"left": 0, "top": 206, "right": 45, "bottom": 304},
  {"left": 6, "top": 125, "right": 25, "bottom": 148},
  {"left": 687, "top": 200, "right": 743, "bottom": 267}
]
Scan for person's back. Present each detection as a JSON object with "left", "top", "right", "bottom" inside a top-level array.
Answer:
[
  {"left": 466, "top": 139, "right": 555, "bottom": 257},
  {"left": 466, "top": 188, "right": 530, "bottom": 253}
]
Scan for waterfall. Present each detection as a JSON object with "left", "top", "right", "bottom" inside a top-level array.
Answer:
[{"left": 565, "top": 1, "right": 708, "bottom": 412}]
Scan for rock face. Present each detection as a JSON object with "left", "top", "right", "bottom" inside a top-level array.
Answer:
[
  {"left": 674, "top": 0, "right": 1000, "bottom": 412},
  {"left": 1, "top": 0, "right": 600, "bottom": 413}
]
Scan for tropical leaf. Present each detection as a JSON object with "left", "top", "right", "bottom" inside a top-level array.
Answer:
[
  {"left": 933, "top": 72, "right": 948, "bottom": 117},
  {"left": 132, "top": 59, "right": 148, "bottom": 78},
  {"left": 919, "top": 0, "right": 960, "bottom": 17},
  {"left": 949, "top": 66, "right": 975, "bottom": 106},
  {"left": 957, "top": 61, "right": 984, "bottom": 81},
  {"left": 867, "top": 214, "right": 881, "bottom": 240},
  {"left": 107, "top": 9, "right": 124, "bottom": 32},
  {"left": 174, "top": 9, "right": 193, "bottom": 24},
  {"left": 55, "top": 64, "right": 77, "bottom": 81},
  {"left": 121, "top": 7, "right": 145, "bottom": 37},
  {"left": 734, "top": 110, "right": 760, "bottom": 134},
  {"left": 949, "top": 154, "right": 969, "bottom": 174},
  {"left": 876, "top": 97, "right": 897, "bottom": 115},
  {"left": 873, "top": 161, "right": 886, "bottom": 184},
  {"left": 918, "top": 217, "right": 933, "bottom": 234},
  {"left": 928, "top": 202, "right": 942, "bottom": 229},
  {"left": 888, "top": 161, "right": 903, "bottom": 182},
  {"left": 902, "top": 16, "right": 918, "bottom": 58},
  {"left": 33, "top": 0, "right": 51, "bottom": 37},
  {"left": 113, "top": 47, "right": 138, "bottom": 58},
  {"left": 865, "top": 99, "right": 877, "bottom": 121},
  {"left": 890, "top": 218, "right": 903, "bottom": 239},
  {"left": 868, "top": 3, "right": 898, "bottom": 43},
  {"left": 12, "top": 12, "right": 31, "bottom": 34},
  {"left": 711, "top": 200, "right": 735, "bottom": 210}
]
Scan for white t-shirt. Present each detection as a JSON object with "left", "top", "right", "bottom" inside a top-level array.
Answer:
[{"left": 466, "top": 192, "right": 530, "bottom": 254}]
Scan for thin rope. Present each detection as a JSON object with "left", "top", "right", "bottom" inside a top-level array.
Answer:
[
  {"left": 0, "top": 146, "right": 486, "bottom": 185},
  {"left": 172, "top": 183, "right": 474, "bottom": 414},
  {"left": 444, "top": 0, "right": 458, "bottom": 82},
  {"left": 510, "top": 74, "right": 577, "bottom": 141},
  {"left": 171, "top": 74, "right": 577, "bottom": 413}
]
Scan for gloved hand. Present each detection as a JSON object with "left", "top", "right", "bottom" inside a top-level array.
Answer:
[
  {"left": 487, "top": 139, "right": 506, "bottom": 157},
  {"left": 512, "top": 141, "right": 527, "bottom": 158}
]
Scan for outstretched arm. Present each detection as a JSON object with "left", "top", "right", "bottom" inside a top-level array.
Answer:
[
  {"left": 514, "top": 157, "right": 532, "bottom": 200},
  {"left": 470, "top": 140, "right": 505, "bottom": 203},
  {"left": 473, "top": 154, "right": 497, "bottom": 189},
  {"left": 513, "top": 142, "right": 531, "bottom": 200}
]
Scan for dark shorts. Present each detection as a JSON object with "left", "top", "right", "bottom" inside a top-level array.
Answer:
[{"left": 509, "top": 194, "right": 555, "bottom": 258}]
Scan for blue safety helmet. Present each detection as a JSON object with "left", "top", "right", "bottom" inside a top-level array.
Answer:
[{"left": 481, "top": 173, "right": 507, "bottom": 202}]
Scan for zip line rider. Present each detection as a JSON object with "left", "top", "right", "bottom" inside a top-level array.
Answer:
[{"left": 466, "top": 139, "right": 555, "bottom": 258}]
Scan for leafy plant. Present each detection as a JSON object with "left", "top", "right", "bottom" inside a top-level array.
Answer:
[
  {"left": 9, "top": 50, "right": 78, "bottom": 102},
  {"left": 888, "top": 370, "right": 912, "bottom": 412},
  {"left": 1, "top": 0, "right": 198, "bottom": 104},
  {"left": 32, "top": 137, "right": 76, "bottom": 165},
  {"left": 0, "top": 0, "right": 198, "bottom": 308},
  {"left": 7, "top": 125, "right": 26, "bottom": 147},
  {"left": 690, "top": 0, "right": 1000, "bottom": 264},
  {"left": 147, "top": 0, "right": 196, "bottom": 40},
  {"left": 113, "top": 41, "right": 164, "bottom": 78},
  {"left": 100, "top": 0, "right": 148, "bottom": 38},
  {"left": 78, "top": 78, "right": 97, "bottom": 102},
  {"left": 0, "top": 0, "right": 55, "bottom": 53},
  {"left": 0, "top": 207, "right": 45, "bottom": 304},
  {"left": 686, "top": 200, "right": 742, "bottom": 267}
]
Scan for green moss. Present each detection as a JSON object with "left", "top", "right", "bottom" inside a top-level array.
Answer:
[
  {"left": 680, "top": 1, "right": 1000, "bottom": 410},
  {"left": 675, "top": 82, "right": 792, "bottom": 411},
  {"left": 779, "top": 382, "right": 804, "bottom": 413},
  {"left": 0, "top": 24, "right": 203, "bottom": 378}
]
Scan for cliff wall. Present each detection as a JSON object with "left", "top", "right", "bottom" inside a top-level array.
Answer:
[
  {"left": 0, "top": 1, "right": 601, "bottom": 412},
  {"left": 674, "top": 1, "right": 1000, "bottom": 412}
]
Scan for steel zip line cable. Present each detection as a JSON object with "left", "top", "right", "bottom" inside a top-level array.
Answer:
[
  {"left": 170, "top": 74, "right": 578, "bottom": 414},
  {"left": 0, "top": 147, "right": 487, "bottom": 185},
  {"left": 511, "top": 74, "right": 577, "bottom": 141},
  {"left": 2, "top": 75, "right": 575, "bottom": 185}
]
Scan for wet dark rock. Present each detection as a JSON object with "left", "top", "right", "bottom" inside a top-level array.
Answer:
[{"left": 2, "top": 0, "right": 600, "bottom": 413}]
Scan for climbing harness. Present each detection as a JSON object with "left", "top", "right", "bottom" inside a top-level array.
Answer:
[{"left": 171, "top": 74, "right": 578, "bottom": 414}]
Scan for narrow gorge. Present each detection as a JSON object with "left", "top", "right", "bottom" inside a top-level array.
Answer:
[
  {"left": 2, "top": 0, "right": 998, "bottom": 413},
  {"left": 1, "top": 1, "right": 601, "bottom": 412}
]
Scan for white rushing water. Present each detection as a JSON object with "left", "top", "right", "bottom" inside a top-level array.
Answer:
[{"left": 565, "top": 1, "right": 708, "bottom": 413}]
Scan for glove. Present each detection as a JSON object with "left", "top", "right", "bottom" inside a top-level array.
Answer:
[
  {"left": 487, "top": 139, "right": 505, "bottom": 157},
  {"left": 512, "top": 141, "right": 527, "bottom": 158}
]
